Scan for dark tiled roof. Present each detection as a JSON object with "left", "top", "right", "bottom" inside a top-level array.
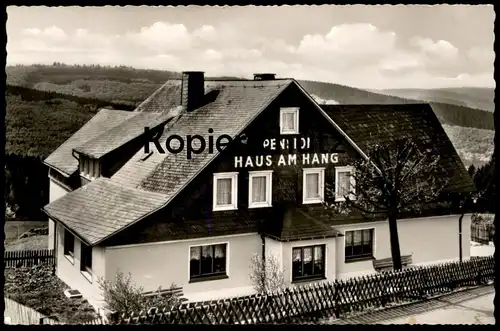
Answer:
[
  {"left": 135, "top": 81, "right": 183, "bottom": 112},
  {"left": 131, "top": 218, "right": 260, "bottom": 244},
  {"left": 43, "top": 109, "right": 136, "bottom": 175},
  {"left": 263, "top": 207, "right": 342, "bottom": 242},
  {"left": 322, "top": 104, "right": 475, "bottom": 193},
  {"left": 112, "top": 80, "right": 293, "bottom": 198},
  {"left": 73, "top": 110, "right": 178, "bottom": 159},
  {"left": 43, "top": 177, "right": 168, "bottom": 245}
]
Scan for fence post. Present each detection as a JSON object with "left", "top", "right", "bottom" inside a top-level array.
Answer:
[
  {"left": 475, "top": 268, "right": 483, "bottom": 285},
  {"left": 334, "top": 283, "right": 340, "bottom": 319}
]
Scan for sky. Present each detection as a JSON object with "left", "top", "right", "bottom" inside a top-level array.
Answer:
[{"left": 6, "top": 5, "right": 495, "bottom": 89}]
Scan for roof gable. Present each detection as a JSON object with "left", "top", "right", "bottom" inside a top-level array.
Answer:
[
  {"left": 111, "top": 79, "right": 294, "bottom": 194},
  {"left": 43, "top": 108, "right": 137, "bottom": 176},
  {"left": 322, "top": 103, "right": 475, "bottom": 192}
]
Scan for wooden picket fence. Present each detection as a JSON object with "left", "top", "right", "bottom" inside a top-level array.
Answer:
[
  {"left": 111, "top": 255, "right": 495, "bottom": 325},
  {"left": 4, "top": 297, "right": 60, "bottom": 325},
  {"left": 471, "top": 222, "right": 494, "bottom": 244},
  {"left": 4, "top": 249, "right": 55, "bottom": 268}
]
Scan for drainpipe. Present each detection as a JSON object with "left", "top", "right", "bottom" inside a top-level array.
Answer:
[
  {"left": 459, "top": 214, "right": 463, "bottom": 262},
  {"left": 260, "top": 234, "right": 266, "bottom": 291},
  {"left": 458, "top": 196, "right": 476, "bottom": 263}
]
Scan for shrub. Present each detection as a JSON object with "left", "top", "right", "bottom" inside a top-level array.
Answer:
[
  {"left": 98, "top": 271, "right": 182, "bottom": 321},
  {"left": 249, "top": 253, "right": 285, "bottom": 294}
]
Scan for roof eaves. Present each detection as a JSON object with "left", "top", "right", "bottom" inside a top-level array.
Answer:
[
  {"left": 42, "top": 161, "right": 74, "bottom": 178},
  {"left": 42, "top": 207, "right": 94, "bottom": 246}
]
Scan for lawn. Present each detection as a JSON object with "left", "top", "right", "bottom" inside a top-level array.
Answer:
[
  {"left": 4, "top": 264, "right": 99, "bottom": 324},
  {"left": 5, "top": 235, "right": 48, "bottom": 251}
]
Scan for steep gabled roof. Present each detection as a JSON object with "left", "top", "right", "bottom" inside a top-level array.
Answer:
[
  {"left": 73, "top": 110, "right": 177, "bottom": 159},
  {"left": 111, "top": 80, "right": 293, "bottom": 195},
  {"left": 43, "top": 109, "right": 136, "bottom": 176},
  {"left": 43, "top": 177, "right": 167, "bottom": 245},
  {"left": 44, "top": 79, "right": 296, "bottom": 245},
  {"left": 322, "top": 103, "right": 475, "bottom": 193}
]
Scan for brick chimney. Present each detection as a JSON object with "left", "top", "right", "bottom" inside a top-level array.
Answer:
[
  {"left": 254, "top": 73, "right": 276, "bottom": 81},
  {"left": 181, "top": 71, "right": 205, "bottom": 112}
]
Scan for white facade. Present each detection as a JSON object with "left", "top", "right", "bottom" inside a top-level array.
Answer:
[
  {"left": 52, "top": 213, "right": 472, "bottom": 307},
  {"left": 104, "top": 233, "right": 262, "bottom": 302},
  {"left": 333, "top": 214, "right": 472, "bottom": 280},
  {"left": 48, "top": 177, "right": 71, "bottom": 249},
  {"left": 55, "top": 223, "right": 106, "bottom": 312}
]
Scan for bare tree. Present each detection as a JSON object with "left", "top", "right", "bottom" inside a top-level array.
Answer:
[
  {"left": 98, "top": 271, "right": 182, "bottom": 321},
  {"left": 324, "top": 138, "right": 449, "bottom": 270},
  {"left": 249, "top": 253, "right": 285, "bottom": 294}
]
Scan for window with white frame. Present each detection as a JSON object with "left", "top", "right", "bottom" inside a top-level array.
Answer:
[
  {"left": 213, "top": 172, "right": 238, "bottom": 211},
  {"left": 189, "top": 243, "right": 227, "bottom": 280},
  {"left": 80, "top": 156, "right": 100, "bottom": 180},
  {"left": 345, "top": 229, "right": 374, "bottom": 261},
  {"left": 80, "top": 242, "right": 93, "bottom": 273},
  {"left": 292, "top": 245, "right": 325, "bottom": 281},
  {"left": 63, "top": 229, "right": 74, "bottom": 259},
  {"left": 302, "top": 168, "right": 325, "bottom": 204},
  {"left": 248, "top": 170, "right": 273, "bottom": 208},
  {"left": 280, "top": 107, "right": 299, "bottom": 135},
  {"left": 335, "top": 166, "right": 355, "bottom": 201}
]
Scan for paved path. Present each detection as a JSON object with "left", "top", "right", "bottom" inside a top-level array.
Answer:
[{"left": 321, "top": 285, "right": 494, "bottom": 325}]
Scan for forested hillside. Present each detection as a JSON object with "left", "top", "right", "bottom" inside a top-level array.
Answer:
[
  {"left": 7, "top": 65, "right": 493, "bottom": 130},
  {"left": 5, "top": 83, "right": 134, "bottom": 221},
  {"left": 374, "top": 87, "right": 495, "bottom": 113},
  {"left": 299, "top": 80, "right": 494, "bottom": 131}
]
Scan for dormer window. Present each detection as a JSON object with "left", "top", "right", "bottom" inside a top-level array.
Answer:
[
  {"left": 280, "top": 107, "right": 299, "bottom": 135},
  {"left": 80, "top": 156, "right": 100, "bottom": 180}
]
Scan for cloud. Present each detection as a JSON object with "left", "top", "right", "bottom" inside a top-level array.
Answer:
[
  {"left": 295, "top": 23, "right": 397, "bottom": 69},
  {"left": 7, "top": 22, "right": 494, "bottom": 89},
  {"left": 467, "top": 47, "right": 495, "bottom": 73},
  {"left": 22, "top": 26, "right": 67, "bottom": 41},
  {"left": 411, "top": 37, "right": 459, "bottom": 61}
]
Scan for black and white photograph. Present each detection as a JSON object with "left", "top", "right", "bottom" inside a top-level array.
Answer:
[{"left": 4, "top": 4, "right": 496, "bottom": 325}]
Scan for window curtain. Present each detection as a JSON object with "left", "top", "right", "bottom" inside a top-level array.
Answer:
[
  {"left": 303, "top": 247, "right": 313, "bottom": 276},
  {"left": 306, "top": 173, "right": 319, "bottom": 198},
  {"left": 252, "top": 176, "right": 267, "bottom": 203},
  {"left": 314, "top": 246, "right": 324, "bottom": 275},
  {"left": 337, "top": 171, "right": 351, "bottom": 196},
  {"left": 282, "top": 113, "right": 295, "bottom": 131},
  {"left": 190, "top": 247, "right": 201, "bottom": 277},
  {"left": 213, "top": 244, "right": 226, "bottom": 273},
  {"left": 292, "top": 248, "right": 302, "bottom": 278},
  {"left": 216, "top": 178, "right": 232, "bottom": 205}
]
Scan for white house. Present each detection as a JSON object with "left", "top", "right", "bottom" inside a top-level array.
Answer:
[{"left": 43, "top": 72, "right": 475, "bottom": 311}]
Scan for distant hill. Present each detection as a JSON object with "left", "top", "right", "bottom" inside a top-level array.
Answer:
[
  {"left": 372, "top": 87, "right": 495, "bottom": 113},
  {"left": 298, "top": 80, "right": 493, "bottom": 131},
  {"left": 5, "top": 64, "right": 494, "bottom": 166}
]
